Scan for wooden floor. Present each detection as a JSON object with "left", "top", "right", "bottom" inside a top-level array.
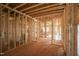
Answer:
[{"left": 4, "top": 38, "right": 65, "bottom": 56}]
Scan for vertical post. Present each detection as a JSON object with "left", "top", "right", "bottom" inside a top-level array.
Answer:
[
  {"left": 70, "top": 4, "right": 77, "bottom": 56},
  {"left": 8, "top": 9, "right": 10, "bottom": 50},
  {"left": 62, "top": 13, "right": 66, "bottom": 55},
  {"left": 22, "top": 16, "right": 25, "bottom": 45},
  {"left": 0, "top": 5, "right": 1, "bottom": 54},
  {"left": 0, "top": 5, "right": 3, "bottom": 55},
  {"left": 63, "top": 5, "right": 67, "bottom": 55},
  {"left": 38, "top": 18, "right": 40, "bottom": 39},
  {"left": 14, "top": 12, "right": 16, "bottom": 48},
  {"left": 20, "top": 15, "right": 22, "bottom": 45},
  {"left": 33, "top": 19, "right": 35, "bottom": 41},
  {"left": 24, "top": 16, "right": 25, "bottom": 45},
  {"left": 64, "top": 3, "right": 77, "bottom": 56},
  {"left": 1, "top": 7, "right": 4, "bottom": 53},
  {"left": 39, "top": 17, "right": 41, "bottom": 38},
  {"left": 18, "top": 14, "right": 21, "bottom": 46},
  {"left": 51, "top": 15, "right": 53, "bottom": 44},
  {"left": 11, "top": 11, "right": 15, "bottom": 49},
  {"left": 44, "top": 16, "right": 46, "bottom": 38},
  {"left": 3, "top": 10, "right": 6, "bottom": 52},
  {"left": 25, "top": 16, "right": 27, "bottom": 44},
  {"left": 36, "top": 17, "right": 38, "bottom": 39}
]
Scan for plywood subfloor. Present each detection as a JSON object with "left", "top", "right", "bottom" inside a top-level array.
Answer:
[{"left": 4, "top": 38, "right": 65, "bottom": 56}]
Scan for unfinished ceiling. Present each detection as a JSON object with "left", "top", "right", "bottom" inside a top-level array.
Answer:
[{"left": 2, "top": 3, "right": 79, "bottom": 17}]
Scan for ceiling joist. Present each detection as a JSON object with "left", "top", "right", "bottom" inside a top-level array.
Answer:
[
  {"left": 0, "top": 4, "right": 35, "bottom": 20},
  {"left": 21, "top": 3, "right": 43, "bottom": 12},
  {"left": 32, "top": 9, "right": 63, "bottom": 17},
  {"left": 28, "top": 5, "right": 64, "bottom": 15},
  {"left": 25, "top": 4, "right": 59, "bottom": 14},
  {"left": 13, "top": 3, "right": 26, "bottom": 9}
]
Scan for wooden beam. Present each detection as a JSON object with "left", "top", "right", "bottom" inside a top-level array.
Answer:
[
  {"left": 20, "top": 15, "right": 22, "bottom": 45},
  {"left": 0, "top": 6, "right": 3, "bottom": 55},
  {"left": 21, "top": 3, "right": 43, "bottom": 12},
  {"left": 22, "top": 16, "right": 25, "bottom": 45},
  {"left": 44, "top": 18, "right": 46, "bottom": 38},
  {"left": 14, "top": 4, "right": 26, "bottom": 9},
  {"left": 28, "top": 5, "right": 64, "bottom": 15},
  {"left": 7, "top": 9, "right": 10, "bottom": 50},
  {"left": 0, "top": 4, "right": 25, "bottom": 15},
  {"left": 24, "top": 16, "right": 27, "bottom": 44},
  {"left": 70, "top": 4, "right": 77, "bottom": 56},
  {"left": 14, "top": 12, "right": 16, "bottom": 48},
  {"left": 0, "top": 4, "right": 35, "bottom": 21},
  {"left": 64, "top": 3, "right": 77, "bottom": 56},
  {"left": 18, "top": 14, "right": 21, "bottom": 46},
  {"left": 32, "top": 9, "right": 63, "bottom": 17},
  {"left": 25, "top": 4, "right": 59, "bottom": 14},
  {"left": 51, "top": 16, "right": 53, "bottom": 44}
]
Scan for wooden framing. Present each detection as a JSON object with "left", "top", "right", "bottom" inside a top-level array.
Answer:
[
  {"left": 21, "top": 4, "right": 43, "bottom": 12},
  {"left": 3, "top": 10, "right": 6, "bottom": 52},
  {"left": 63, "top": 3, "right": 77, "bottom": 56},
  {"left": 44, "top": 17, "right": 46, "bottom": 38},
  {"left": 24, "top": 16, "right": 27, "bottom": 44},
  {"left": 0, "top": 4, "right": 26, "bottom": 16},
  {"left": 32, "top": 21, "right": 36, "bottom": 41},
  {"left": 0, "top": 4, "right": 35, "bottom": 21},
  {"left": 0, "top": 3, "right": 78, "bottom": 56},
  {"left": 28, "top": 5, "right": 64, "bottom": 15},
  {"left": 37, "top": 20, "right": 39, "bottom": 39},
  {"left": 20, "top": 14, "right": 22, "bottom": 45},
  {"left": 22, "top": 15, "right": 24, "bottom": 45},
  {"left": 32, "top": 9, "right": 63, "bottom": 17},
  {"left": 7, "top": 9, "right": 10, "bottom": 50},
  {"left": 0, "top": 5, "right": 3, "bottom": 55},
  {"left": 38, "top": 18, "right": 40, "bottom": 38},
  {"left": 25, "top": 4, "right": 59, "bottom": 14},
  {"left": 51, "top": 15, "right": 53, "bottom": 44},
  {"left": 18, "top": 14, "right": 21, "bottom": 46},
  {"left": 61, "top": 12, "right": 65, "bottom": 55},
  {"left": 70, "top": 4, "right": 77, "bottom": 56},
  {"left": 1, "top": 6, "right": 3, "bottom": 53},
  {"left": 14, "top": 12, "right": 16, "bottom": 48},
  {"left": 0, "top": 4, "right": 36, "bottom": 55},
  {"left": 9, "top": 11, "right": 13, "bottom": 49},
  {"left": 0, "top": 6, "right": 1, "bottom": 54},
  {"left": 13, "top": 4, "right": 26, "bottom": 9}
]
